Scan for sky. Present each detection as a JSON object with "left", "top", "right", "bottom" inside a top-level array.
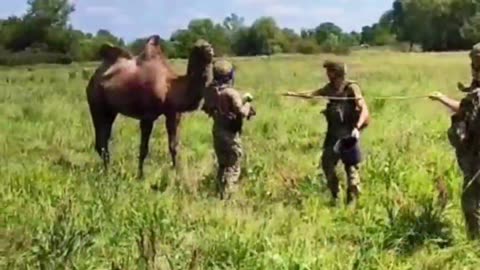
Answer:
[{"left": 1, "top": 0, "right": 393, "bottom": 42}]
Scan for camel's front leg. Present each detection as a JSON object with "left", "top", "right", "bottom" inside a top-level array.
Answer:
[
  {"left": 138, "top": 119, "right": 154, "bottom": 179},
  {"left": 166, "top": 113, "right": 181, "bottom": 168}
]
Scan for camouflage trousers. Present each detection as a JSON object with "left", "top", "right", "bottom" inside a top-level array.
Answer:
[
  {"left": 456, "top": 148, "right": 480, "bottom": 239},
  {"left": 213, "top": 126, "right": 243, "bottom": 200},
  {"left": 321, "top": 135, "right": 361, "bottom": 203}
]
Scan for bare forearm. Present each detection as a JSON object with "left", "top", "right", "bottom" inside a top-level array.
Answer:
[
  {"left": 285, "top": 89, "right": 324, "bottom": 98},
  {"left": 437, "top": 96, "right": 460, "bottom": 113},
  {"left": 240, "top": 103, "right": 252, "bottom": 117},
  {"left": 356, "top": 110, "right": 369, "bottom": 129}
]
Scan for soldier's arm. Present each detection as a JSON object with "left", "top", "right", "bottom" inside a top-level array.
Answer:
[
  {"left": 285, "top": 85, "right": 329, "bottom": 98},
  {"left": 351, "top": 84, "right": 370, "bottom": 130},
  {"left": 429, "top": 92, "right": 461, "bottom": 113},
  {"left": 226, "top": 88, "right": 252, "bottom": 117}
]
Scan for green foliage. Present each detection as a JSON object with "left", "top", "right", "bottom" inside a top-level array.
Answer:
[
  {"left": 171, "top": 18, "right": 232, "bottom": 57},
  {"left": 320, "top": 33, "right": 351, "bottom": 55},
  {"left": 295, "top": 39, "right": 321, "bottom": 55},
  {"left": 0, "top": 3, "right": 364, "bottom": 63},
  {"left": 0, "top": 50, "right": 72, "bottom": 65},
  {"left": 314, "top": 22, "right": 343, "bottom": 45},
  {"left": 365, "top": 0, "right": 480, "bottom": 51},
  {"left": 3, "top": 0, "right": 480, "bottom": 64}
]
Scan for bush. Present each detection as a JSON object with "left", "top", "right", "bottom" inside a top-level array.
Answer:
[
  {"left": 0, "top": 50, "right": 72, "bottom": 66},
  {"left": 320, "top": 33, "right": 351, "bottom": 55},
  {"left": 390, "top": 42, "right": 423, "bottom": 53},
  {"left": 295, "top": 39, "right": 320, "bottom": 54}
]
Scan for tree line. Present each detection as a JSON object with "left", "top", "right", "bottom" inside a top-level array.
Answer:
[{"left": 1, "top": 0, "right": 480, "bottom": 65}]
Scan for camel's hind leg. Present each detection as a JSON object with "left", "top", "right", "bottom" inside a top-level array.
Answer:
[{"left": 89, "top": 105, "right": 117, "bottom": 172}]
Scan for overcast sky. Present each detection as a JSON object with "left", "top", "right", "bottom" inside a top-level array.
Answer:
[{"left": 1, "top": 0, "right": 393, "bottom": 42}]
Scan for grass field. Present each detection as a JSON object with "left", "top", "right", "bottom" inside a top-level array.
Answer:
[{"left": 2, "top": 50, "right": 480, "bottom": 269}]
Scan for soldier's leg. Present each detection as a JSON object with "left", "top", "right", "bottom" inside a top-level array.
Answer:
[
  {"left": 213, "top": 130, "right": 227, "bottom": 199},
  {"left": 454, "top": 152, "right": 480, "bottom": 239},
  {"left": 222, "top": 134, "right": 243, "bottom": 199},
  {"left": 462, "top": 178, "right": 480, "bottom": 239},
  {"left": 345, "top": 164, "right": 361, "bottom": 204},
  {"left": 461, "top": 156, "right": 480, "bottom": 239},
  {"left": 321, "top": 146, "right": 340, "bottom": 199}
]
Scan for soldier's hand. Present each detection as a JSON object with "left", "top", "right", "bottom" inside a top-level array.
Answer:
[
  {"left": 243, "top": 93, "right": 253, "bottom": 103},
  {"left": 247, "top": 106, "right": 256, "bottom": 120},
  {"left": 351, "top": 128, "right": 360, "bottom": 139},
  {"left": 457, "top": 82, "right": 466, "bottom": 91},
  {"left": 429, "top": 91, "right": 444, "bottom": 101},
  {"left": 283, "top": 91, "right": 296, "bottom": 96},
  {"left": 333, "top": 140, "right": 341, "bottom": 154}
]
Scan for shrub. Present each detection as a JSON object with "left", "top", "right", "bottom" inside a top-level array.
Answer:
[
  {"left": 320, "top": 33, "right": 351, "bottom": 55},
  {"left": 0, "top": 50, "right": 72, "bottom": 66},
  {"left": 295, "top": 39, "right": 320, "bottom": 54}
]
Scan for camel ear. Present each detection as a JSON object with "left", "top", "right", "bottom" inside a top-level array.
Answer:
[{"left": 99, "top": 43, "right": 132, "bottom": 62}]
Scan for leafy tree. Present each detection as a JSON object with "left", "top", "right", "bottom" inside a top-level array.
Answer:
[
  {"left": 313, "top": 22, "right": 342, "bottom": 45},
  {"left": 223, "top": 13, "right": 244, "bottom": 33},
  {"left": 248, "top": 17, "right": 285, "bottom": 55},
  {"left": 171, "top": 18, "right": 231, "bottom": 57},
  {"left": 96, "top": 29, "right": 124, "bottom": 46},
  {"left": 25, "top": 0, "right": 75, "bottom": 28}
]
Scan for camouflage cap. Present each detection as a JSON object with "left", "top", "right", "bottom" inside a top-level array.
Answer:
[
  {"left": 194, "top": 39, "right": 210, "bottom": 47},
  {"left": 213, "top": 59, "right": 234, "bottom": 76},
  {"left": 470, "top": 43, "right": 480, "bottom": 59},
  {"left": 323, "top": 60, "right": 347, "bottom": 75}
]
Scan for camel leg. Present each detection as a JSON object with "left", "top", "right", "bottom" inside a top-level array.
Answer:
[
  {"left": 166, "top": 113, "right": 182, "bottom": 168},
  {"left": 91, "top": 110, "right": 117, "bottom": 172},
  {"left": 138, "top": 119, "right": 154, "bottom": 179}
]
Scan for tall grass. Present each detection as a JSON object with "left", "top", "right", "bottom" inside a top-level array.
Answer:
[{"left": 1, "top": 51, "right": 480, "bottom": 269}]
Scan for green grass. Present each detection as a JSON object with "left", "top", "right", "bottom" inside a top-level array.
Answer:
[{"left": 2, "top": 51, "right": 480, "bottom": 269}]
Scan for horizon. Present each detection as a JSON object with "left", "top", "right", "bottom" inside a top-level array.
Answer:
[{"left": 1, "top": 0, "right": 393, "bottom": 42}]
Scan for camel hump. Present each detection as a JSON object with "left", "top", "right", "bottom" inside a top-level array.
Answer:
[{"left": 99, "top": 43, "right": 133, "bottom": 62}]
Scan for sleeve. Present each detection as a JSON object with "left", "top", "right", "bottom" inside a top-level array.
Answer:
[
  {"left": 221, "top": 88, "right": 253, "bottom": 118},
  {"left": 225, "top": 88, "right": 244, "bottom": 114},
  {"left": 310, "top": 84, "right": 330, "bottom": 97}
]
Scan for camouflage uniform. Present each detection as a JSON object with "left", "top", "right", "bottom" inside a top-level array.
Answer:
[
  {"left": 450, "top": 44, "right": 480, "bottom": 239},
  {"left": 203, "top": 60, "right": 254, "bottom": 199},
  {"left": 313, "top": 61, "right": 364, "bottom": 203}
]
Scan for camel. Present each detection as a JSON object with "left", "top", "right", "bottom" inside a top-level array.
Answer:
[{"left": 86, "top": 35, "right": 214, "bottom": 178}]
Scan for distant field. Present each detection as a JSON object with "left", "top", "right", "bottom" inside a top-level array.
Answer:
[{"left": 2, "top": 51, "right": 480, "bottom": 269}]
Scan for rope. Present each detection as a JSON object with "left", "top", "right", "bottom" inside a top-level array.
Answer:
[
  {"left": 463, "top": 167, "right": 480, "bottom": 193},
  {"left": 282, "top": 94, "right": 432, "bottom": 101}
]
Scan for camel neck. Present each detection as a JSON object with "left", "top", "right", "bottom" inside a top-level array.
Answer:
[{"left": 175, "top": 63, "right": 213, "bottom": 112}]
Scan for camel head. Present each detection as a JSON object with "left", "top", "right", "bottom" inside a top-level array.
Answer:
[
  {"left": 139, "top": 35, "right": 167, "bottom": 61},
  {"left": 186, "top": 39, "right": 214, "bottom": 76},
  {"left": 183, "top": 39, "right": 215, "bottom": 111}
]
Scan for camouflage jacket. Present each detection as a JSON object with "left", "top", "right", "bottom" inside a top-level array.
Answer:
[
  {"left": 449, "top": 88, "right": 480, "bottom": 151},
  {"left": 203, "top": 83, "right": 254, "bottom": 133}
]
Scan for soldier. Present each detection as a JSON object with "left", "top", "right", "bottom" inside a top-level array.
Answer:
[
  {"left": 429, "top": 43, "right": 480, "bottom": 239},
  {"left": 285, "top": 60, "right": 370, "bottom": 204},
  {"left": 202, "top": 59, "right": 255, "bottom": 199}
]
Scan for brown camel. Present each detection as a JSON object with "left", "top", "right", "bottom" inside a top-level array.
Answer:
[{"left": 86, "top": 35, "right": 214, "bottom": 178}]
